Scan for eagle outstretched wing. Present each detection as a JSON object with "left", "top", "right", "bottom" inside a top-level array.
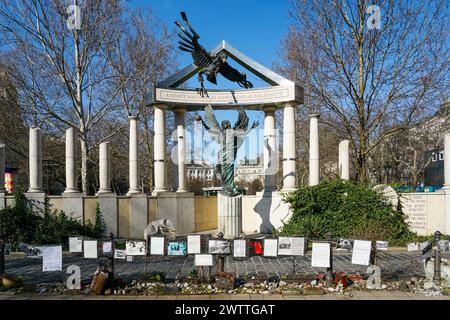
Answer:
[
  {"left": 219, "top": 61, "right": 254, "bottom": 89},
  {"left": 175, "top": 12, "right": 212, "bottom": 69}
]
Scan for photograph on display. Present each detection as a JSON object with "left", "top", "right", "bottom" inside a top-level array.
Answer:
[
  {"left": 125, "top": 240, "right": 146, "bottom": 256},
  {"left": 167, "top": 241, "right": 187, "bottom": 256},
  {"left": 114, "top": 249, "right": 126, "bottom": 260},
  {"left": 337, "top": 239, "right": 354, "bottom": 250},
  {"left": 376, "top": 241, "right": 388, "bottom": 251},
  {"left": 208, "top": 239, "right": 229, "bottom": 254},
  {"left": 247, "top": 239, "right": 264, "bottom": 256},
  {"left": 439, "top": 240, "right": 450, "bottom": 252},
  {"left": 25, "top": 245, "right": 43, "bottom": 258}
]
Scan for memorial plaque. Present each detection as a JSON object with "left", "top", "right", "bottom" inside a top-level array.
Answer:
[{"left": 401, "top": 195, "right": 427, "bottom": 234}]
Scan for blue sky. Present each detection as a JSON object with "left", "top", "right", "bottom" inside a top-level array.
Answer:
[{"left": 130, "top": 0, "right": 292, "bottom": 162}]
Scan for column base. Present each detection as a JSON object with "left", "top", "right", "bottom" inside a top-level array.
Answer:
[
  {"left": 27, "top": 188, "right": 45, "bottom": 193},
  {"left": 96, "top": 190, "right": 113, "bottom": 195},
  {"left": 176, "top": 188, "right": 188, "bottom": 193},
  {"left": 152, "top": 188, "right": 168, "bottom": 196},
  {"left": 281, "top": 188, "right": 297, "bottom": 193},
  {"left": 442, "top": 185, "right": 450, "bottom": 190},
  {"left": 126, "top": 189, "right": 141, "bottom": 196},
  {"left": 63, "top": 188, "right": 80, "bottom": 194}
]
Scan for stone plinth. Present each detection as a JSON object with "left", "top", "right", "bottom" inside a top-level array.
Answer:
[
  {"left": 98, "top": 193, "right": 118, "bottom": 236},
  {"left": 62, "top": 192, "right": 84, "bottom": 221},
  {"left": 155, "top": 192, "right": 195, "bottom": 235},
  {"left": 218, "top": 192, "right": 242, "bottom": 239},
  {"left": 130, "top": 194, "right": 148, "bottom": 238}
]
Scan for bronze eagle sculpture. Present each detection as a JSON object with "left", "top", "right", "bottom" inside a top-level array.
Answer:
[{"left": 175, "top": 12, "right": 253, "bottom": 96}]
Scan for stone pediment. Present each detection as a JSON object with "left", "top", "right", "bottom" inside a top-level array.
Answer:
[{"left": 146, "top": 41, "right": 303, "bottom": 110}]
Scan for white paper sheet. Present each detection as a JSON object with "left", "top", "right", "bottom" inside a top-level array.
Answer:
[
  {"left": 83, "top": 240, "right": 98, "bottom": 259},
  {"left": 233, "top": 239, "right": 246, "bottom": 257},
  {"left": 102, "top": 241, "right": 112, "bottom": 253},
  {"left": 126, "top": 240, "right": 146, "bottom": 256},
  {"left": 187, "top": 235, "right": 201, "bottom": 254},
  {"left": 375, "top": 241, "right": 388, "bottom": 251},
  {"left": 42, "top": 246, "right": 62, "bottom": 271},
  {"left": 195, "top": 254, "right": 213, "bottom": 266},
  {"left": 69, "top": 237, "right": 83, "bottom": 253},
  {"left": 278, "top": 237, "right": 305, "bottom": 256},
  {"left": 351, "top": 240, "right": 372, "bottom": 266},
  {"left": 126, "top": 255, "right": 133, "bottom": 262},
  {"left": 150, "top": 237, "right": 165, "bottom": 255},
  {"left": 263, "top": 239, "right": 278, "bottom": 257},
  {"left": 311, "top": 242, "right": 330, "bottom": 268},
  {"left": 114, "top": 249, "right": 126, "bottom": 259}
]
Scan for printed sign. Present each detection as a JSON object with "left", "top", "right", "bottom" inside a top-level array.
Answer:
[
  {"left": 375, "top": 241, "right": 388, "bottom": 251},
  {"left": 69, "top": 237, "right": 83, "bottom": 253},
  {"left": 311, "top": 242, "right": 330, "bottom": 268},
  {"left": 195, "top": 254, "right": 213, "bottom": 266},
  {"left": 102, "top": 241, "right": 112, "bottom": 254},
  {"left": 83, "top": 240, "right": 98, "bottom": 259},
  {"left": 233, "top": 239, "right": 247, "bottom": 258},
  {"left": 278, "top": 237, "right": 305, "bottom": 256},
  {"left": 263, "top": 239, "right": 278, "bottom": 257},
  {"left": 187, "top": 235, "right": 201, "bottom": 254},
  {"left": 42, "top": 245, "right": 62, "bottom": 272},
  {"left": 351, "top": 240, "right": 372, "bottom": 266},
  {"left": 150, "top": 236, "right": 165, "bottom": 255}
]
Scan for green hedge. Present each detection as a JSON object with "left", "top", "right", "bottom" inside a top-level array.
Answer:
[
  {"left": 0, "top": 190, "right": 105, "bottom": 249},
  {"left": 278, "top": 179, "right": 417, "bottom": 246}
]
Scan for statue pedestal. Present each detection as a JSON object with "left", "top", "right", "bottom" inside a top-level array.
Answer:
[{"left": 218, "top": 192, "right": 242, "bottom": 239}]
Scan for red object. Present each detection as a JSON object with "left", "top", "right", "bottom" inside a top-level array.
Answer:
[{"left": 248, "top": 241, "right": 263, "bottom": 255}]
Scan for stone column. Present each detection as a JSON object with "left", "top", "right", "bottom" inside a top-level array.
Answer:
[
  {"left": 153, "top": 104, "right": 167, "bottom": 194},
  {"left": 443, "top": 133, "right": 450, "bottom": 190},
  {"left": 127, "top": 116, "right": 140, "bottom": 195},
  {"left": 97, "top": 141, "right": 112, "bottom": 194},
  {"left": 309, "top": 114, "right": 320, "bottom": 186},
  {"left": 174, "top": 107, "right": 187, "bottom": 192},
  {"left": 28, "top": 127, "right": 44, "bottom": 192},
  {"left": 63, "top": 128, "right": 79, "bottom": 193},
  {"left": 263, "top": 106, "right": 277, "bottom": 191},
  {"left": 282, "top": 102, "right": 297, "bottom": 191},
  {"left": 338, "top": 140, "right": 350, "bottom": 180}
]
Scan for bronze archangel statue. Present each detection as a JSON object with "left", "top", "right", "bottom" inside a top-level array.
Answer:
[
  {"left": 175, "top": 12, "right": 253, "bottom": 97},
  {"left": 196, "top": 105, "right": 258, "bottom": 197}
]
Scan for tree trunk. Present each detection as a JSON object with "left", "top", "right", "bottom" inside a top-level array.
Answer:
[{"left": 80, "top": 132, "right": 89, "bottom": 195}]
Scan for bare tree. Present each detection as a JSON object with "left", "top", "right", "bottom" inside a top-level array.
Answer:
[
  {"left": 105, "top": 8, "right": 177, "bottom": 192},
  {"left": 278, "top": 0, "right": 449, "bottom": 183},
  {"left": 0, "top": 0, "right": 125, "bottom": 194}
]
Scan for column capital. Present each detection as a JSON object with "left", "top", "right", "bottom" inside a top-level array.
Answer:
[
  {"left": 153, "top": 103, "right": 168, "bottom": 110},
  {"left": 282, "top": 101, "right": 298, "bottom": 108},
  {"left": 309, "top": 113, "right": 320, "bottom": 119},
  {"left": 173, "top": 106, "right": 187, "bottom": 113},
  {"left": 262, "top": 105, "right": 277, "bottom": 113}
]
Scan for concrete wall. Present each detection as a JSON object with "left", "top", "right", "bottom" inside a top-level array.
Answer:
[
  {"left": 194, "top": 196, "right": 218, "bottom": 232},
  {"left": 3, "top": 190, "right": 447, "bottom": 238}
]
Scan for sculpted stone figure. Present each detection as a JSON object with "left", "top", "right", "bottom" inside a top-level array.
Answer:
[{"left": 196, "top": 105, "right": 258, "bottom": 197}]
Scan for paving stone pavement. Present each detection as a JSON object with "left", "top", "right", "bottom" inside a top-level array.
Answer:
[{"left": 4, "top": 251, "right": 449, "bottom": 285}]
